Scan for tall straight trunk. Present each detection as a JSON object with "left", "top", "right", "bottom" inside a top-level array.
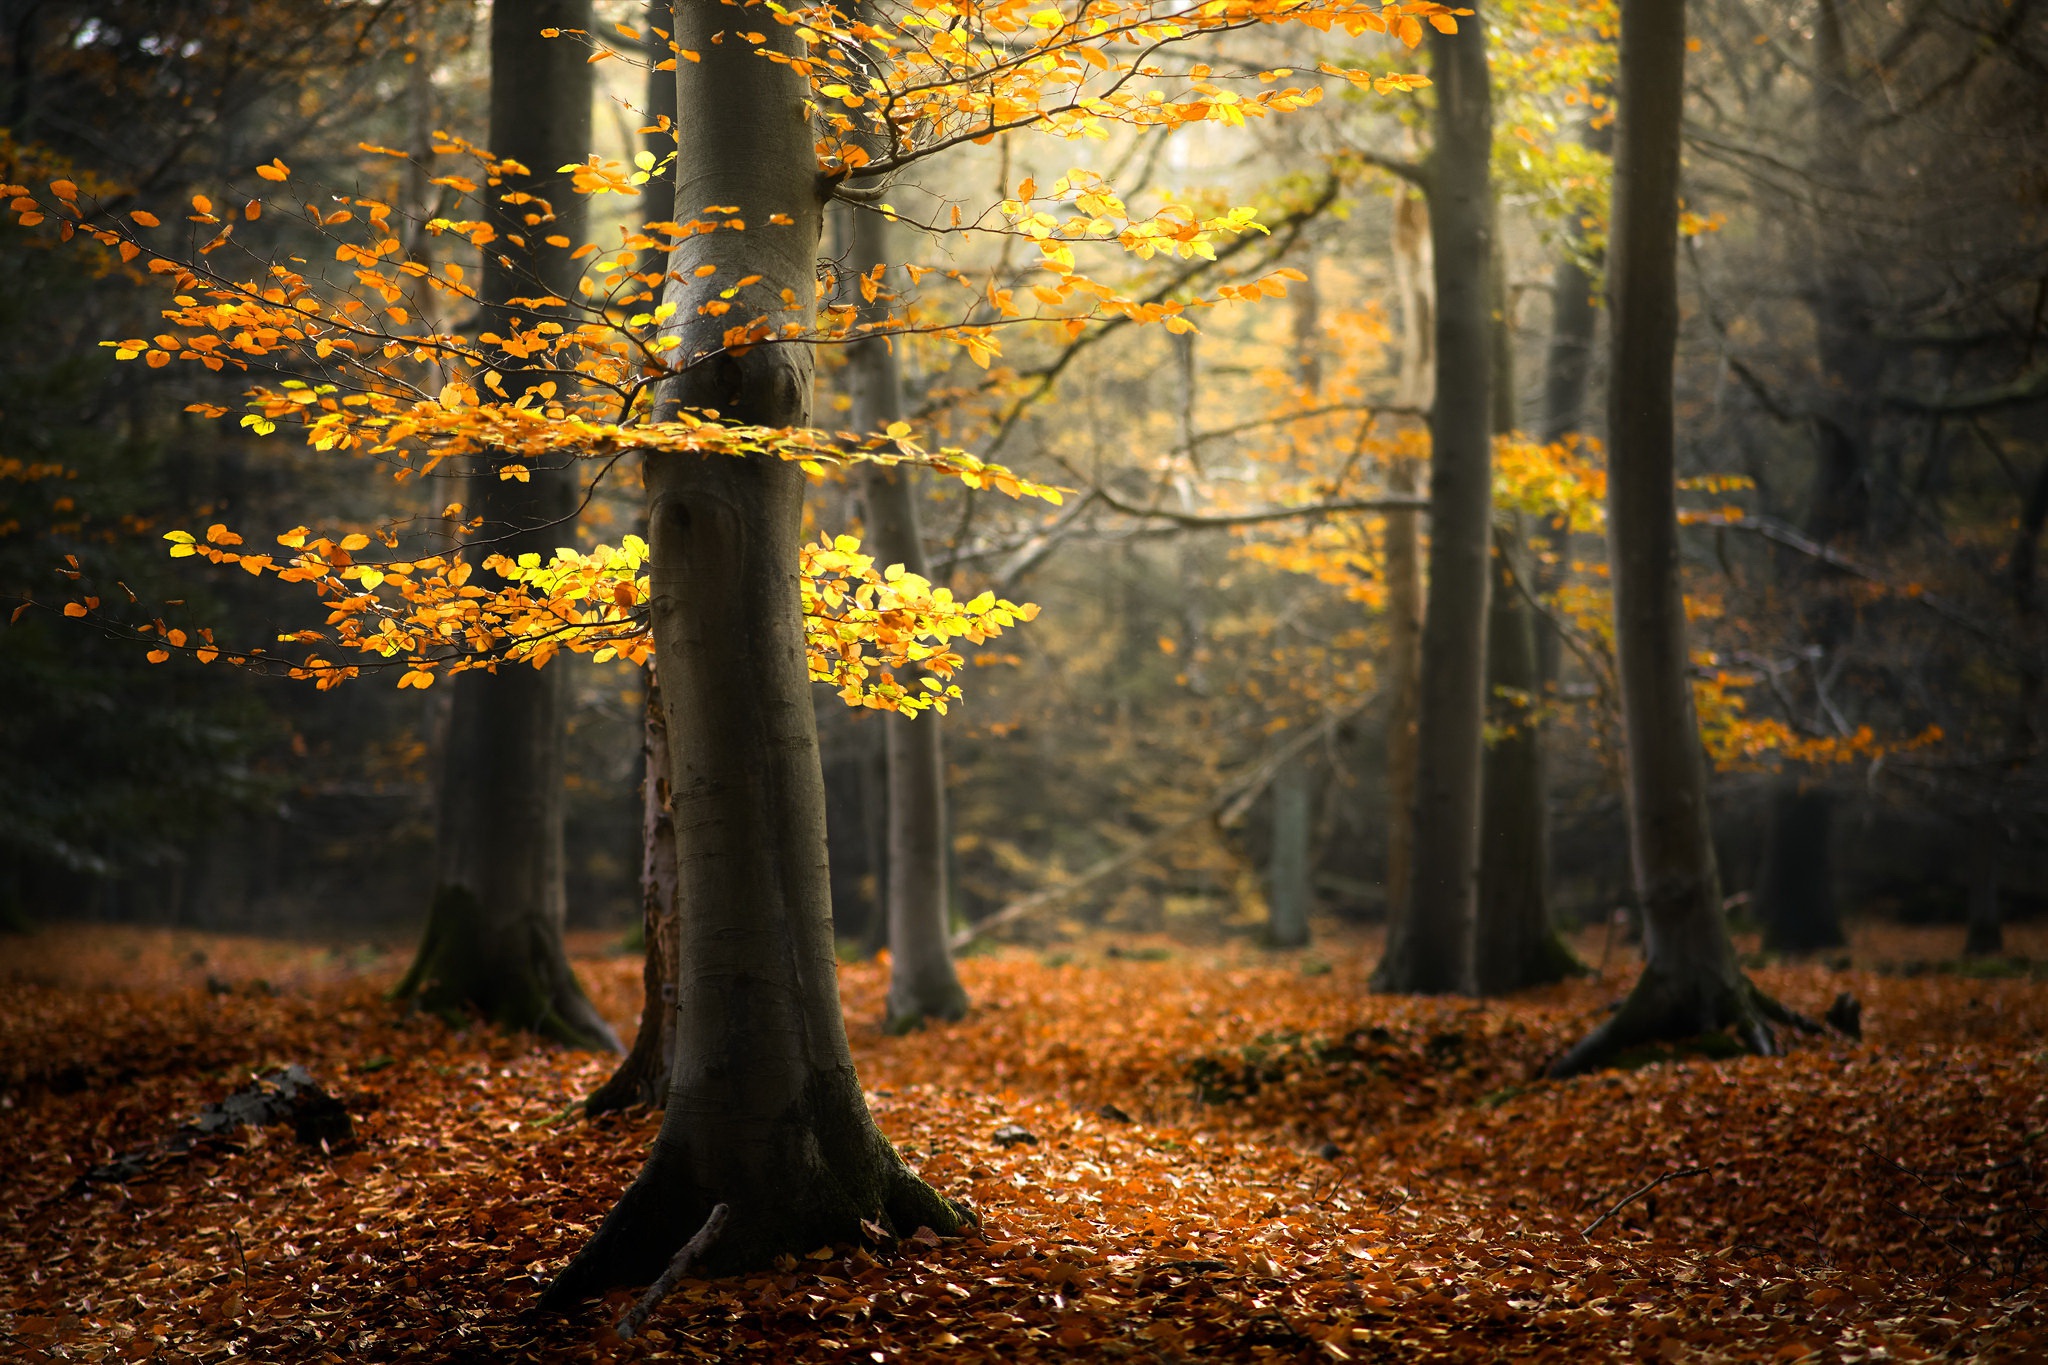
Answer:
[
  {"left": 1758, "top": 0, "right": 1875, "bottom": 954},
  {"left": 394, "top": 0, "right": 618, "bottom": 1053},
  {"left": 1267, "top": 756, "right": 1313, "bottom": 948},
  {"left": 1475, "top": 206, "right": 1580, "bottom": 993},
  {"left": 1381, "top": 191, "right": 1431, "bottom": 923},
  {"left": 585, "top": 666, "right": 682, "bottom": 1114},
  {"left": 1965, "top": 823, "right": 2003, "bottom": 956},
  {"left": 544, "top": 3, "right": 966, "bottom": 1302},
  {"left": 837, "top": 203, "right": 970, "bottom": 1030},
  {"left": 1757, "top": 784, "right": 1844, "bottom": 953},
  {"left": 587, "top": 1, "right": 689, "bottom": 1115},
  {"left": 1550, "top": 0, "right": 1803, "bottom": 1077},
  {"left": 1535, "top": 105, "right": 1609, "bottom": 692},
  {"left": 1373, "top": 7, "right": 1494, "bottom": 995}
]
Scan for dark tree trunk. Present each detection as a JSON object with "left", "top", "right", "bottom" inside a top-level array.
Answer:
[
  {"left": 1550, "top": 0, "right": 1802, "bottom": 1077},
  {"left": 586, "top": 2, "right": 690, "bottom": 1115},
  {"left": 543, "top": 2, "right": 966, "bottom": 1303},
  {"left": 1381, "top": 191, "right": 1430, "bottom": 924},
  {"left": 586, "top": 666, "right": 682, "bottom": 1114},
  {"left": 394, "top": 0, "right": 618, "bottom": 1054},
  {"left": 1965, "top": 823, "right": 2003, "bottom": 957},
  {"left": 1374, "top": 5, "right": 1494, "bottom": 995},
  {"left": 1757, "top": 784, "right": 1846, "bottom": 953},
  {"left": 837, "top": 202, "right": 969, "bottom": 1030},
  {"left": 1534, "top": 102, "right": 1608, "bottom": 723},
  {"left": 1475, "top": 201, "right": 1580, "bottom": 993},
  {"left": 1267, "top": 756, "right": 1312, "bottom": 949}
]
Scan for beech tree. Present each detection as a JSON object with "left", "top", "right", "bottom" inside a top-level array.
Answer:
[
  {"left": 12, "top": 0, "right": 1454, "bottom": 1292},
  {"left": 1548, "top": 0, "right": 1803, "bottom": 1077},
  {"left": 835, "top": 195, "right": 969, "bottom": 1030},
  {"left": 1373, "top": 1, "right": 1494, "bottom": 995},
  {"left": 392, "top": 0, "right": 620, "bottom": 1054}
]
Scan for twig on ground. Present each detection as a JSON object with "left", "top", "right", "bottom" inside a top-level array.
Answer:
[
  {"left": 615, "top": 1203, "right": 730, "bottom": 1340},
  {"left": 1581, "top": 1166, "right": 1709, "bottom": 1240}
]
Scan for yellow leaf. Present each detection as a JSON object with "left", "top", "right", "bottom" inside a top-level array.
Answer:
[{"left": 255, "top": 158, "right": 290, "bottom": 182}]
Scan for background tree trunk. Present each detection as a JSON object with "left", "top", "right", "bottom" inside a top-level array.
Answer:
[
  {"left": 1267, "top": 755, "right": 1313, "bottom": 948},
  {"left": 1381, "top": 190, "right": 1430, "bottom": 927},
  {"left": 837, "top": 202, "right": 970, "bottom": 1030},
  {"left": 1475, "top": 200, "right": 1580, "bottom": 993},
  {"left": 1965, "top": 822, "right": 2003, "bottom": 956},
  {"left": 545, "top": 2, "right": 965, "bottom": 1303},
  {"left": 1374, "top": 6, "right": 1494, "bottom": 995},
  {"left": 586, "top": 2, "right": 689, "bottom": 1116},
  {"left": 393, "top": 0, "right": 618, "bottom": 1054},
  {"left": 1550, "top": 0, "right": 1802, "bottom": 1077},
  {"left": 1757, "top": 784, "right": 1844, "bottom": 954},
  {"left": 585, "top": 667, "right": 681, "bottom": 1114}
]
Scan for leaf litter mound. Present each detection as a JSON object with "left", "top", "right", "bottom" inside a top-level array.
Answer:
[{"left": 2, "top": 923, "right": 2042, "bottom": 1362}]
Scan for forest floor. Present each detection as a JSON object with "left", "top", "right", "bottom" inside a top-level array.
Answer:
[{"left": 2, "top": 920, "right": 2044, "bottom": 1363}]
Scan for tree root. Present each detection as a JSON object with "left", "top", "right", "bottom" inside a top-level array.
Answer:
[
  {"left": 1546, "top": 965, "right": 1815, "bottom": 1079},
  {"left": 616, "top": 1203, "right": 728, "bottom": 1339}
]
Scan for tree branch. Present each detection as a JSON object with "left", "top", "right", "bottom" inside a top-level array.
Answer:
[{"left": 615, "top": 1203, "right": 730, "bottom": 1339}]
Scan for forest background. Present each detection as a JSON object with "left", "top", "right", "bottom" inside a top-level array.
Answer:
[{"left": 2, "top": 0, "right": 2048, "bottom": 1357}]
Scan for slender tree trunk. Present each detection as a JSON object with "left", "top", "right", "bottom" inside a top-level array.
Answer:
[
  {"left": 1374, "top": 7, "right": 1494, "bottom": 995},
  {"left": 1757, "top": 784, "right": 1845, "bottom": 954},
  {"left": 1382, "top": 191, "right": 1431, "bottom": 925},
  {"left": 587, "top": 1, "right": 690, "bottom": 1114},
  {"left": 394, "top": 0, "right": 618, "bottom": 1054},
  {"left": 1267, "top": 756, "right": 1313, "bottom": 948},
  {"left": 1475, "top": 201, "right": 1580, "bottom": 993},
  {"left": 1965, "top": 823, "right": 2003, "bottom": 956},
  {"left": 1550, "top": 0, "right": 1803, "bottom": 1077},
  {"left": 586, "top": 667, "right": 682, "bottom": 1114},
  {"left": 1535, "top": 104, "right": 1608, "bottom": 706},
  {"left": 544, "top": 4, "right": 966, "bottom": 1301},
  {"left": 837, "top": 203, "right": 970, "bottom": 1030}
]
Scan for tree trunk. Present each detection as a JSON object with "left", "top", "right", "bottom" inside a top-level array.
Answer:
[
  {"left": 837, "top": 202, "right": 970, "bottom": 1030},
  {"left": 1475, "top": 199, "right": 1580, "bottom": 993},
  {"left": 1381, "top": 191, "right": 1431, "bottom": 925},
  {"left": 543, "top": 3, "right": 966, "bottom": 1302},
  {"left": 1965, "top": 823, "right": 2003, "bottom": 957},
  {"left": 585, "top": 1, "right": 690, "bottom": 1115},
  {"left": 1374, "top": 7, "right": 1494, "bottom": 995},
  {"left": 1549, "top": 0, "right": 1801, "bottom": 1077},
  {"left": 1757, "top": 783, "right": 1845, "bottom": 954},
  {"left": 1267, "top": 756, "right": 1313, "bottom": 948},
  {"left": 394, "top": 0, "right": 619, "bottom": 1054},
  {"left": 586, "top": 666, "right": 682, "bottom": 1114},
  {"left": 1534, "top": 103, "right": 1607, "bottom": 725}
]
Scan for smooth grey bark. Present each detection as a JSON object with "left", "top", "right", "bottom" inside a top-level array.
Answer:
[
  {"left": 1550, "top": 0, "right": 1803, "bottom": 1077},
  {"left": 836, "top": 202, "right": 970, "bottom": 1030},
  {"left": 1757, "top": 784, "right": 1845, "bottom": 954},
  {"left": 1965, "top": 823, "right": 2003, "bottom": 956},
  {"left": 587, "top": 1, "right": 689, "bottom": 1115},
  {"left": 543, "top": 2, "right": 966, "bottom": 1302},
  {"left": 1374, "top": 7, "right": 1494, "bottom": 995},
  {"left": 394, "top": 0, "right": 619, "bottom": 1054},
  {"left": 586, "top": 666, "right": 681, "bottom": 1114},
  {"left": 1475, "top": 206, "right": 1580, "bottom": 994},
  {"left": 1381, "top": 191, "right": 1431, "bottom": 922},
  {"left": 1267, "top": 756, "right": 1312, "bottom": 948}
]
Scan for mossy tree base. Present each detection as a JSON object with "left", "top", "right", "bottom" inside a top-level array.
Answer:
[
  {"left": 542, "top": 1067, "right": 971, "bottom": 1306},
  {"left": 1547, "top": 960, "right": 1816, "bottom": 1078},
  {"left": 393, "top": 884, "right": 621, "bottom": 1053}
]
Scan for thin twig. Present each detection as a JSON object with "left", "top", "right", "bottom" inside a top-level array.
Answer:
[
  {"left": 1580, "top": 1166, "right": 1709, "bottom": 1240},
  {"left": 615, "top": 1202, "right": 730, "bottom": 1340}
]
